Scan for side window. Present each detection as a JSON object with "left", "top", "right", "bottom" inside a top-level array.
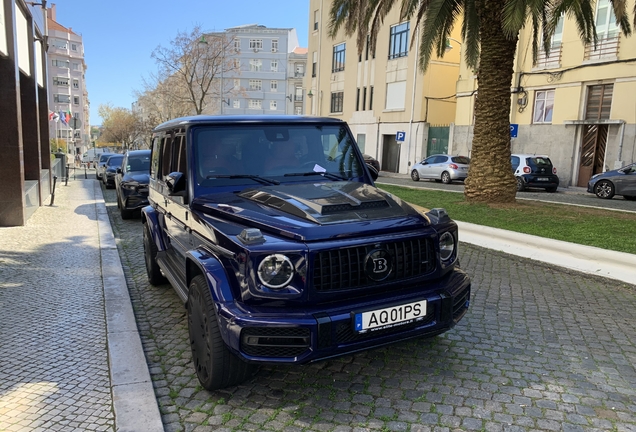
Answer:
[
  {"left": 150, "top": 137, "right": 161, "bottom": 178},
  {"left": 122, "top": 155, "right": 128, "bottom": 172},
  {"left": 175, "top": 136, "right": 187, "bottom": 173},
  {"left": 511, "top": 156, "right": 520, "bottom": 171},
  {"left": 160, "top": 136, "right": 174, "bottom": 179}
]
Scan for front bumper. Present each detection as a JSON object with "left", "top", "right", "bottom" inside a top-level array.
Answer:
[
  {"left": 121, "top": 188, "right": 149, "bottom": 210},
  {"left": 216, "top": 268, "right": 471, "bottom": 364}
]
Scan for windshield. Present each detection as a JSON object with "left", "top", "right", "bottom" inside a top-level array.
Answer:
[
  {"left": 127, "top": 155, "right": 151, "bottom": 172},
  {"left": 194, "top": 124, "right": 365, "bottom": 187},
  {"left": 107, "top": 156, "right": 123, "bottom": 167}
]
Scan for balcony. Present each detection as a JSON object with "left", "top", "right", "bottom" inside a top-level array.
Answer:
[
  {"left": 294, "top": 72, "right": 305, "bottom": 78},
  {"left": 584, "top": 34, "right": 619, "bottom": 61},
  {"left": 294, "top": 94, "right": 303, "bottom": 102},
  {"left": 534, "top": 43, "right": 562, "bottom": 69}
]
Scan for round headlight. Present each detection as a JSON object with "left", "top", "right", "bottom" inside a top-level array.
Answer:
[
  {"left": 439, "top": 232, "right": 455, "bottom": 262},
  {"left": 257, "top": 254, "right": 295, "bottom": 289}
]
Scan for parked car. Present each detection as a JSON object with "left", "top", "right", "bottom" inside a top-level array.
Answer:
[
  {"left": 142, "top": 115, "right": 471, "bottom": 390},
  {"left": 362, "top": 153, "right": 381, "bottom": 174},
  {"left": 115, "top": 150, "right": 151, "bottom": 219},
  {"left": 96, "top": 153, "right": 115, "bottom": 180},
  {"left": 410, "top": 154, "right": 470, "bottom": 184},
  {"left": 587, "top": 162, "right": 636, "bottom": 200},
  {"left": 101, "top": 154, "right": 124, "bottom": 189},
  {"left": 511, "top": 154, "right": 559, "bottom": 192}
]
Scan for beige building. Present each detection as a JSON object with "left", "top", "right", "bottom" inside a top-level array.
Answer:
[
  {"left": 46, "top": 4, "right": 89, "bottom": 156},
  {"left": 305, "top": 0, "right": 462, "bottom": 173},
  {"left": 453, "top": 0, "right": 636, "bottom": 187}
]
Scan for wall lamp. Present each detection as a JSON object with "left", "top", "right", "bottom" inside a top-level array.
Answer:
[
  {"left": 307, "top": 90, "right": 314, "bottom": 98},
  {"left": 444, "top": 37, "right": 463, "bottom": 52}
]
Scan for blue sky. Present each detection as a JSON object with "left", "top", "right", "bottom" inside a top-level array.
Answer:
[{"left": 52, "top": 1, "right": 310, "bottom": 124}]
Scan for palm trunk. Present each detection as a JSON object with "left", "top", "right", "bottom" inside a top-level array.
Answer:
[{"left": 464, "top": 0, "right": 519, "bottom": 203}]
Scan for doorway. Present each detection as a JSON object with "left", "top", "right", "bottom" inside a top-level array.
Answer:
[
  {"left": 577, "top": 124, "right": 607, "bottom": 187},
  {"left": 381, "top": 135, "right": 400, "bottom": 173}
]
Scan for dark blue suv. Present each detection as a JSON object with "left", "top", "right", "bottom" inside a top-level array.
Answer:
[{"left": 142, "top": 115, "right": 471, "bottom": 390}]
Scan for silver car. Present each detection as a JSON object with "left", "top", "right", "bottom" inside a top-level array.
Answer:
[
  {"left": 587, "top": 162, "right": 636, "bottom": 200},
  {"left": 411, "top": 154, "right": 470, "bottom": 184}
]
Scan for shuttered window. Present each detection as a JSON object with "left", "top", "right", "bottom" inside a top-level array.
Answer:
[{"left": 585, "top": 84, "right": 613, "bottom": 120}]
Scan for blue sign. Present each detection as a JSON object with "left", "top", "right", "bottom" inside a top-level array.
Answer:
[
  {"left": 510, "top": 124, "right": 519, "bottom": 138},
  {"left": 396, "top": 131, "right": 406, "bottom": 142}
]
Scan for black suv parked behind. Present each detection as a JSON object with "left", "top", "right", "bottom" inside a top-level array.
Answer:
[{"left": 142, "top": 115, "right": 471, "bottom": 390}]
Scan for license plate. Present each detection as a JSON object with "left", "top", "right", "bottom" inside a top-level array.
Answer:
[
  {"left": 537, "top": 177, "right": 548, "bottom": 181},
  {"left": 354, "top": 300, "right": 427, "bottom": 333}
]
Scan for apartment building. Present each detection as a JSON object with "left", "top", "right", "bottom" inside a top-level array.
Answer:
[
  {"left": 305, "top": 0, "right": 462, "bottom": 174},
  {"left": 208, "top": 24, "right": 306, "bottom": 116},
  {"left": 452, "top": 0, "right": 636, "bottom": 187},
  {"left": 0, "top": 0, "right": 51, "bottom": 226},
  {"left": 46, "top": 4, "right": 89, "bottom": 156}
]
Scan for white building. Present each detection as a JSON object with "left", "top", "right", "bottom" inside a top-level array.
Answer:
[{"left": 46, "top": 4, "right": 89, "bottom": 155}]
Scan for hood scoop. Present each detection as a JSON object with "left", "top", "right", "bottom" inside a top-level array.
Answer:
[{"left": 239, "top": 181, "right": 403, "bottom": 225}]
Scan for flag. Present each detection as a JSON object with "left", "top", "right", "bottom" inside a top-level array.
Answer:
[
  {"left": 65, "top": 110, "right": 72, "bottom": 125},
  {"left": 59, "top": 110, "right": 68, "bottom": 126},
  {"left": 49, "top": 111, "right": 59, "bottom": 122}
]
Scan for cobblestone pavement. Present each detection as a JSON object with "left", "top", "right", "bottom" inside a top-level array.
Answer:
[
  {"left": 101, "top": 183, "right": 636, "bottom": 432},
  {"left": 0, "top": 180, "right": 114, "bottom": 431}
]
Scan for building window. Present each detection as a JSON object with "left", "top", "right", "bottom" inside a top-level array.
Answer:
[
  {"left": 585, "top": 84, "right": 613, "bottom": 120},
  {"left": 369, "top": 86, "right": 374, "bottom": 110},
  {"left": 595, "top": 0, "right": 619, "bottom": 39},
  {"left": 271, "top": 60, "right": 278, "bottom": 72},
  {"left": 233, "top": 59, "right": 241, "bottom": 69},
  {"left": 332, "top": 43, "right": 346, "bottom": 72},
  {"left": 249, "top": 39, "right": 263, "bottom": 50},
  {"left": 250, "top": 59, "right": 262, "bottom": 72},
  {"left": 53, "top": 77, "right": 69, "bottom": 86},
  {"left": 365, "top": 35, "right": 370, "bottom": 60},
  {"left": 234, "top": 79, "right": 241, "bottom": 89},
  {"left": 295, "top": 106, "right": 302, "bottom": 115},
  {"left": 73, "top": 96, "right": 80, "bottom": 105},
  {"left": 234, "top": 38, "right": 241, "bottom": 51},
  {"left": 356, "top": 88, "right": 360, "bottom": 111},
  {"left": 270, "top": 100, "right": 277, "bottom": 110},
  {"left": 52, "top": 59, "right": 69, "bottom": 68},
  {"left": 295, "top": 86, "right": 303, "bottom": 101},
  {"left": 533, "top": 90, "right": 555, "bottom": 123},
  {"left": 249, "top": 79, "right": 262, "bottom": 91},
  {"left": 356, "top": 134, "right": 366, "bottom": 153},
  {"left": 295, "top": 63, "right": 304, "bottom": 77},
  {"left": 72, "top": 63, "right": 80, "bottom": 71},
  {"left": 330, "top": 91, "right": 344, "bottom": 113},
  {"left": 389, "top": 22, "right": 409, "bottom": 59},
  {"left": 271, "top": 80, "right": 278, "bottom": 92},
  {"left": 72, "top": 79, "right": 79, "bottom": 89},
  {"left": 314, "top": 10, "right": 319, "bottom": 31},
  {"left": 54, "top": 94, "right": 70, "bottom": 103},
  {"left": 71, "top": 43, "right": 77, "bottom": 51},
  {"left": 312, "top": 52, "right": 317, "bottom": 77},
  {"left": 248, "top": 99, "right": 262, "bottom": 109},
  {"left": 362, "top": 87, "right": 367, "bottom": 110},
  {"left": 233, "top": 99, "right": 240, "bottom": 108},
  {"left": 271, "top": 39, "right": 278, "bottom": 52}
]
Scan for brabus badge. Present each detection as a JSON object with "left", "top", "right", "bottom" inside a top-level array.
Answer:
[{"left": 365, "top": 249, "right": 393, "bottom": 281}]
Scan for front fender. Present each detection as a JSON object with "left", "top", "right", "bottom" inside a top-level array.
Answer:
[{"left": 141, "top": 205, "right": 167, "bottom": 252}]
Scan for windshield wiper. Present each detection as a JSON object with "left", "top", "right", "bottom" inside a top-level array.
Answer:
[
  {"left": 206, "top": 174, "right": 280, "bottom": 185},
  {"left": 284, "top": 171, "right": 348, "bottom": 181}
]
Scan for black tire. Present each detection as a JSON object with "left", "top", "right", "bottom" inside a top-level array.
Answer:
[
  {"left": 143, "top": 222, "right": 167, "bottom": 285},
  {"left": 441, "top": 171, "right": 452, "bottom": 184},
  {"left": 187, "top": 275, "right": 257, "bottom": 390},
  {"left": 624, "top": 195, "right": 636, "bottom": 201},
  {"left": 516, "top": 177, "right": 525, "bottom": 192},
  {"left": 411, "top": 170, "right": 420, "bottom": 182},
  {"left": 594, "top": 180, "right": 615, "bottom": 199},
  {"left": 546, "top": 187, "right": 558, "bottom": 193},
  {"left": 120, "top": 204, "right": 133, "bottom": 220}
]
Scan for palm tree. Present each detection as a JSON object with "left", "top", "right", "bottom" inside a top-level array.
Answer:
[{"left": 328, "top": 0, "right": 634, "bottom": 203}]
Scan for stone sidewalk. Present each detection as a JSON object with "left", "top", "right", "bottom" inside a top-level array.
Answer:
[{"left": 0, "top": 178, "right": 162, "bottom": 431}]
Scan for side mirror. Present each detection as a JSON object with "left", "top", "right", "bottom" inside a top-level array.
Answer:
[
  {"left": 166, "top": 172, "right": 186, "bottom": 195},
  {"left": 116, "top": 168, "right": 122, "bottom": 174},
  {"left": 366, "top": 164, "right": 379, "bottom": 181}
]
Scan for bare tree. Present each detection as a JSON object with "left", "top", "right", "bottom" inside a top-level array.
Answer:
[
  {"left": 98, "top": 104, "right": 143, "bottom": 151},
  {"left": 151, "top": 25, "right": 238, "bottom": 115}
]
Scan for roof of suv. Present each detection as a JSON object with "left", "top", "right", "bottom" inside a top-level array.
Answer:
[{"left": 154, "top": 115, "right": 346, "bottom": 131}]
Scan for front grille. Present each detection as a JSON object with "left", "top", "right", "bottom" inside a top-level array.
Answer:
[
  {"left": 313, "top": 238, "right": 436, "bottom": 292},
  {"left": 335, "top": 307, "right": 436, "bottom": 344},
  {"left": 241, "top": 327, "right": 310, "bottom": 358}
]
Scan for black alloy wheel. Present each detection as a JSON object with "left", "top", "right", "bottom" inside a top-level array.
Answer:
[
  {"left": 187, "top": 275, "right": 257, "bottom": 390},
  {"left": 143, "top": 222, "right": 167, "bottom": 285}
]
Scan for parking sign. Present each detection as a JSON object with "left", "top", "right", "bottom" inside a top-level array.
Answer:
[{"left": 396, "top": 131, "right": 406, "bottom": 142}]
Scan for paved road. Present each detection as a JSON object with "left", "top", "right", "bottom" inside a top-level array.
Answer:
[
  {"left": 375, "top": 175, "right": 636, "bottom": 213},
  {"left": 101, "top": 182, "right": 636, "bottom": 432}
]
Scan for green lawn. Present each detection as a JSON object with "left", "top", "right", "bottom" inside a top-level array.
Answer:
[{"left": 378, "top": 184, "right": 636, "bottom": 255}]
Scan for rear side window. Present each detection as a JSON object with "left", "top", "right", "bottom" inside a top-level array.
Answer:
[
  {"left": 451, "top": 156, "right": 470, "bottom": 165},
  {"left": 150, "top": 137, "right": 161, "bottom": 178},
  {"left": 511, "top": 156, "right": 520, "bottom": 171}
]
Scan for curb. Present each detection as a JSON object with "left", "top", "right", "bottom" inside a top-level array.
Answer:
[
  {"left": 456, "top": 221, "right": 636, "bottom": 286},
  {"left": 94, "top": 182, "right": 164, "bottom": 432}
]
